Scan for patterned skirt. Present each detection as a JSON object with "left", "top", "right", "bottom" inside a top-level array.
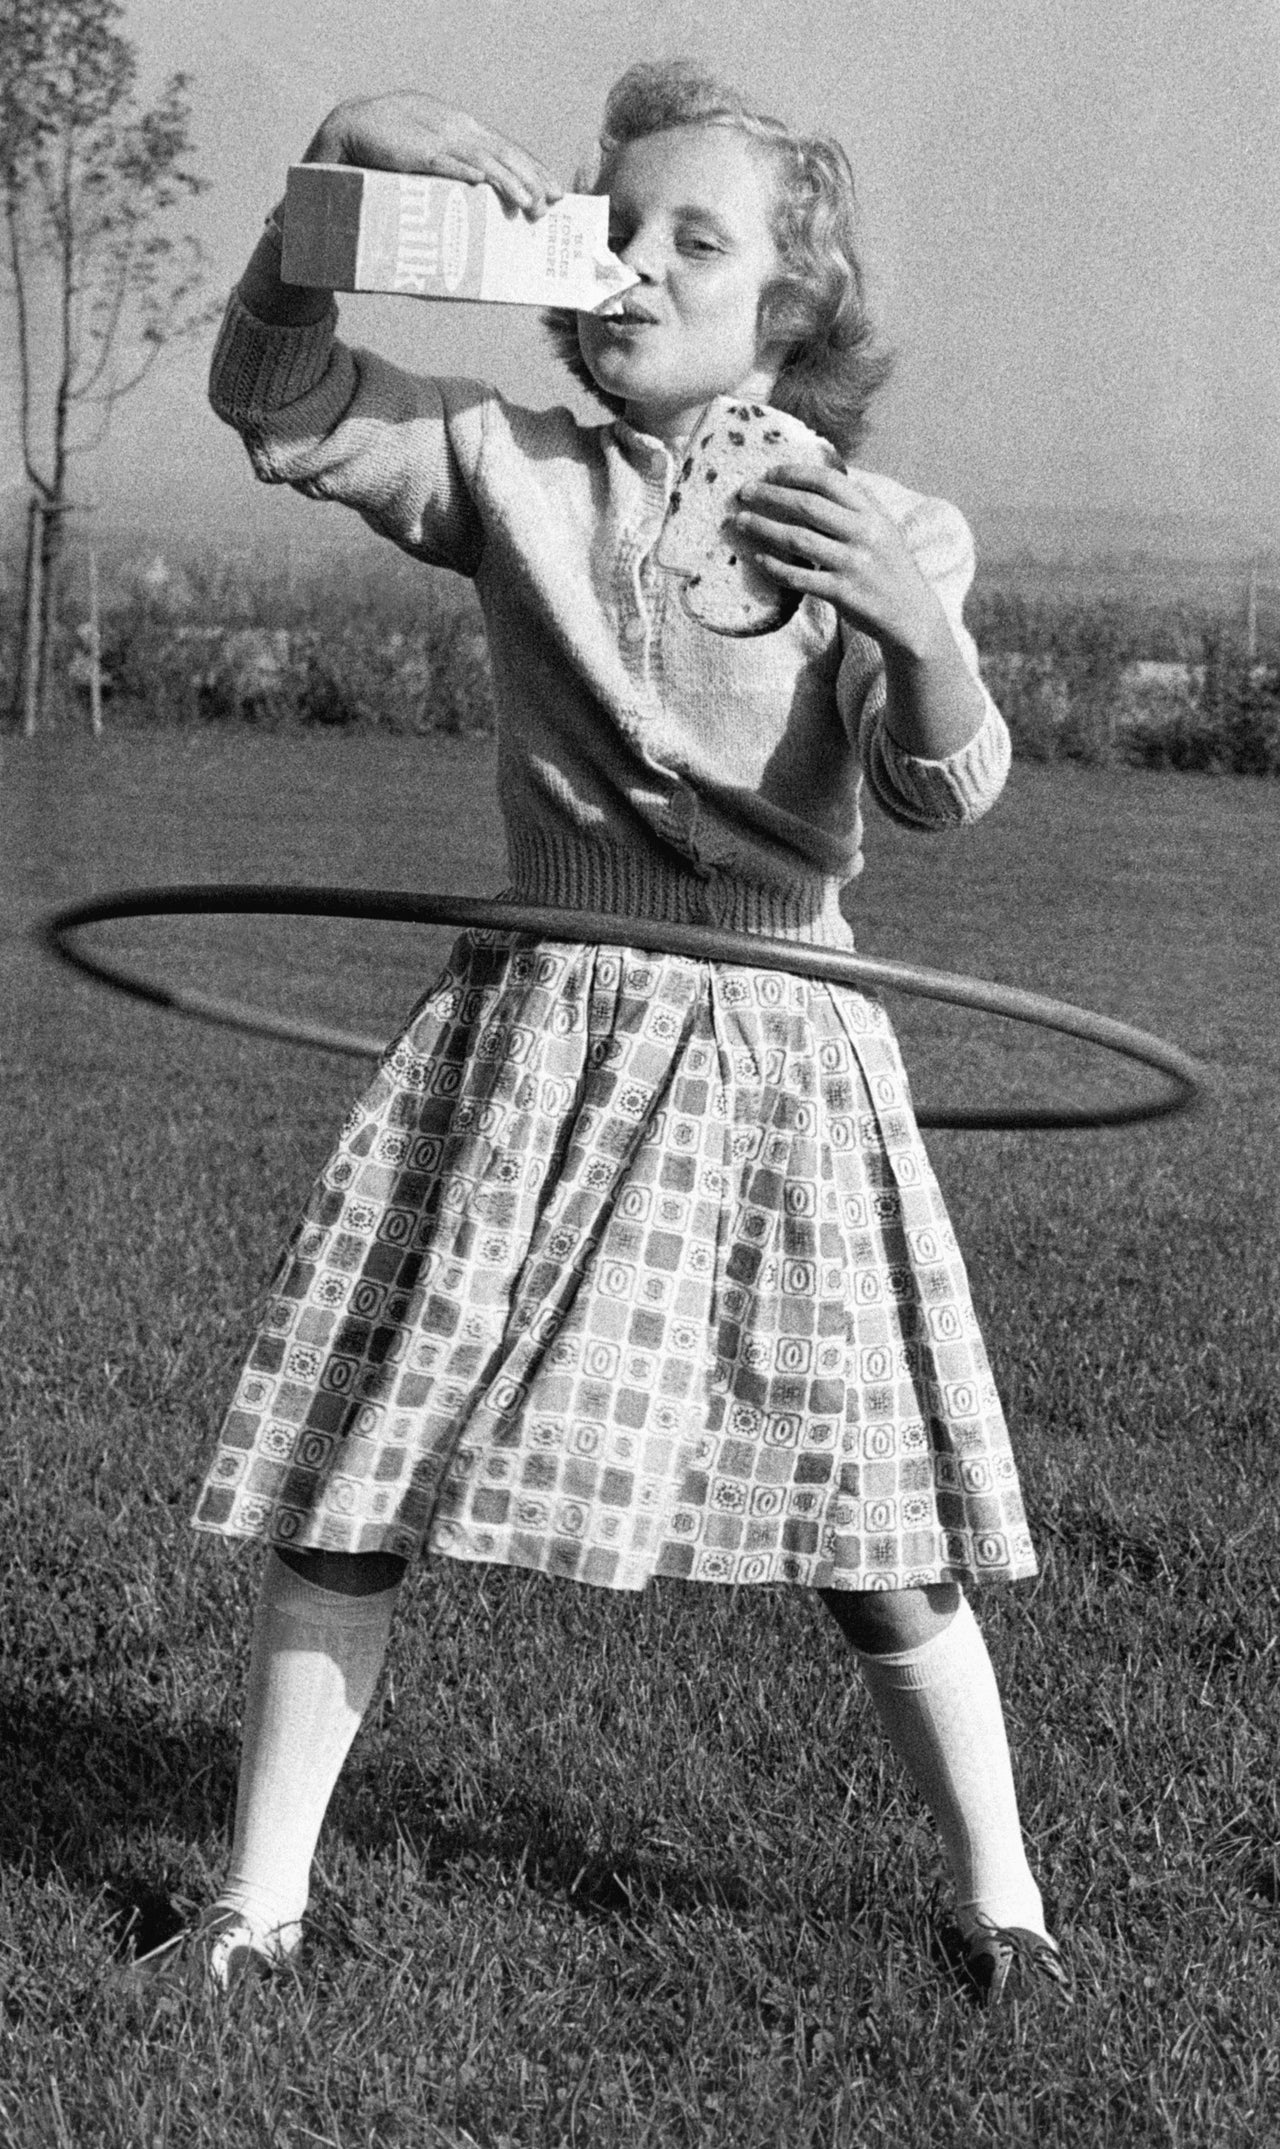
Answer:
[{"left": 193, "top": 932, "right": 1036, "bottom": 1592}]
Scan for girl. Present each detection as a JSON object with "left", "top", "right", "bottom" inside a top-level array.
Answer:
[{"left": 155, "top": 62, "right": 1065, "bottom": 2007}]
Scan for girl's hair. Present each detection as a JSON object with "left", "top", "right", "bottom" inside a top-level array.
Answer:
[{"left": 544, "top": 59, "right": 893, "bottom": 455}]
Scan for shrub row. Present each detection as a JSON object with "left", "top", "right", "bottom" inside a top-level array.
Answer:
[
  {"left": 96, "top": 611, "right": 495, "bottom": 736},
  {"left": 0, "top": 554, "right": 497, "bottom": 739},
  {"left": 970, "top": 597, "right": 1280, "bottom": 775},
  {"left": 4, "top": 560, "right": 1278, "bottom": 772}
]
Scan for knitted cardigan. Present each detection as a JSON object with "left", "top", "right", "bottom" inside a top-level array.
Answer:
[{"left": 209, "top": 294, "right": 1011, "bottom": 947}]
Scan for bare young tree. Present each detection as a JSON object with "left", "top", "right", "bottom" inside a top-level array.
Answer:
[{"left": 1, "top": 0, "right": 213, "bottom": 732}]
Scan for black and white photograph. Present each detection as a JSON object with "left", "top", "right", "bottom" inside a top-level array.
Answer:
[{"left": 3, "top": 1, "right": 1277, "bottom": 2140}]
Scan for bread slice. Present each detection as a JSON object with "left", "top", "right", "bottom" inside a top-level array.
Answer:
[{"left": 654, "top": 398, "right": 841, "bottom": 636}]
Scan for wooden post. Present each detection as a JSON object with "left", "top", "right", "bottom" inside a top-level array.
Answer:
[
  {"left": 20, "top": 498, "right": 44, "bottom": 739},
  {"left": 87, "top": 546, "right": 104, "bottom": 737}
]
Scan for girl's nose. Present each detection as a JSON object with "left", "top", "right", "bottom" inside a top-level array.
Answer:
[{"left": 617, "top": 230, "right": 661, "bottom": 281}]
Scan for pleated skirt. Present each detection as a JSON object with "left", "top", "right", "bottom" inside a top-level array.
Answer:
[{"left": 192, "top": 931, "right": 1036, "bottom": 1592}]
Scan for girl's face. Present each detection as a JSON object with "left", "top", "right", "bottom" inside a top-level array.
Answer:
[{"left": 577, "top": 125, "right": 784, "bottom": 446}]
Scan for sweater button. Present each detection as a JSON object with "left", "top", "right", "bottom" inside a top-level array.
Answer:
[
  {"left": 666, "top": 786, "right": 695, "bottom": 839},
  {"left": 621, "top": 615, "right": 646, "bottom": 646}
]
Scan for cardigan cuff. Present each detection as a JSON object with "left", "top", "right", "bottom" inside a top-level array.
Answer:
[
  {"left": 870, "top": 695, "right": 1012, "bottom": 829},
  {"left": 208, "top": 289, "right": 341, "bottom": 428}
]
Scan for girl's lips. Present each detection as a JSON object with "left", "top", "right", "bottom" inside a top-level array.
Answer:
[{"left": 593, "top": 301, "right": 661, "bottom": 326}]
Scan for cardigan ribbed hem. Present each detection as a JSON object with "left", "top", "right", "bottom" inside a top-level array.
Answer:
[
  {"left": 505, "top": 824, "right": 855, "bottom": 948},
  {"left": 871, "top": 696, "right": 1012, "bottom": 829},
  {"left": 209, "top": 291, "right": 340, "bottom": 428}
]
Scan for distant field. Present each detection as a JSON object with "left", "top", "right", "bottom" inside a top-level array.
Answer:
[
  {"left": 976, "top": 551, "right": 1277, "bottom": 616},
  {"left": 2, "top": 733, "right": 1278, "bottom": 2146}
]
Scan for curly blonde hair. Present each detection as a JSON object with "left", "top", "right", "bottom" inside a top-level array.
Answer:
[{"left": 544, "top": 60, "right": 893, "bottom": 455}]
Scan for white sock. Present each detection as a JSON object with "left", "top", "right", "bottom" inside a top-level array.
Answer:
[
  {"left": 216, "top": 1551, "right": 400, "bottom": 1949},
  {"left": 852, "top": 1594, "right": 1049, "bottom": 1941}
]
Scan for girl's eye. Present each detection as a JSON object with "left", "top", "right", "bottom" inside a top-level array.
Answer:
[{"left": 678, "top": 234, "right": 722, "bottom": 257}]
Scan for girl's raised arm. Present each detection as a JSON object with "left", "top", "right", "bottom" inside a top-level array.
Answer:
[{"left": 238, "top": 92, "right": 564, "bottom": 326}]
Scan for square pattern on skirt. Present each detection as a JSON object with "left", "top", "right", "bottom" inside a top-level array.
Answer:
[{"left": 193, "top": 933, "right": 1036, "bottom": 1591}]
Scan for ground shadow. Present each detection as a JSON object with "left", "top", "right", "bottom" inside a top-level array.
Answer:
[
  {"left": 0, "top": 1686, "right": 761, "bottom": 1964},
  {"left": 384, "top": 1792, "right": 759, "bottom": 1926}
]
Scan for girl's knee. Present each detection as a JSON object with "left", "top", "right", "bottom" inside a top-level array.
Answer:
[
  {"left": 275, "top": 1547, "right": 408, "bottom": 1597},
  {"left": 820, "top": 1581, "right": 961, "bottom": 1655}
]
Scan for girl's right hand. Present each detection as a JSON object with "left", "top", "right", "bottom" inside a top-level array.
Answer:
[{"left": 303, "top": 94, "right": 563, "bottom": 219}]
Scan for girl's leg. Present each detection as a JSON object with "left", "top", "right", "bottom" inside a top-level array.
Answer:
[
  {"left": 213, "top": 1547, "right": 406, "bottom": 1958},
  {"left": 821, "top": 1584, "right": 1051, "bottom": 1945}
]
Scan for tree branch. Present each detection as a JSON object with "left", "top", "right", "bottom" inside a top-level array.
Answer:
[
  {"left": 72, "top": 214, "right": 137, "bottom": 395},
  {"left": 53, "top": 113, "right": 77, "bottom": 507},
  {"left": 2, "top": 182, "right": 49, "bottom": 495}
]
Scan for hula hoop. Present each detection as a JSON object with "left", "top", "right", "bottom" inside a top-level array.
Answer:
[{"left": 40, "top": 884, "right": 1206, "bottom": 1132}]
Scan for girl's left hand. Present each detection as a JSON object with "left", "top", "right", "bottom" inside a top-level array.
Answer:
[{"left": 733, "top": 466, "right": 950, "bottom": 661}]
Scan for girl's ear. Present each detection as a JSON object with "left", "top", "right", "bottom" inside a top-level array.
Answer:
[
  {"left": 754, "top": 267, "right": 798, "bottom": 389},
  {"left": 752, "top": 323, "right": 791, "bottom": 405}
]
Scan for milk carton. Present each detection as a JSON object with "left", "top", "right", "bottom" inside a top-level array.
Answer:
[{"left": 281, "top": 164, "right": 639, "bottom": 312}]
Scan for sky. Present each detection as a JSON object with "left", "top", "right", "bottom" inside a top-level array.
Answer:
[{"left": 4, "top": 0, "right": 1278, "bottom": 562}]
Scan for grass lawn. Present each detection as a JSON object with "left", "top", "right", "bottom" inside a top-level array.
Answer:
[{"left": 1, "top": 730, "right": 1277, "bottom": 2147}]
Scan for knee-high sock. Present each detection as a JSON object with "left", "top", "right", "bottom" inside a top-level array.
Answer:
[
  {"left": 217, "top": 1551, "right": 400, "bottom": 1945},
  {"left": 852, "top": 1593, "right": 1048, "bottom": 1939}
]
